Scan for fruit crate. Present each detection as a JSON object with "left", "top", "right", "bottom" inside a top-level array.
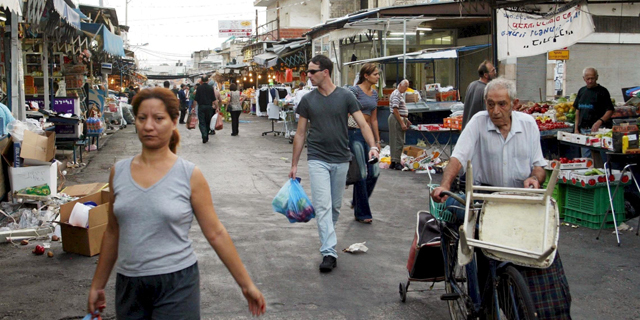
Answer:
[
  {"left": 563, "top": 184, "right": 625, "bottom": 214},
  {"left": 564, "top": 208, "right": 624, "bottom": 229}
]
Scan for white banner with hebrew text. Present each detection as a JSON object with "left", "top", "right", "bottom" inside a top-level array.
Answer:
[{"left": 497, "top": 3, "right": 595, "bottom": 60}]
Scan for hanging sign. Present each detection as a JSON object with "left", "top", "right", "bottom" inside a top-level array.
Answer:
[
  {"left": 218, "top": 20, "right": 253, "bottom": 38},
  {"left": 497, "top": 2, "right": 594, "bottom": 60},
  {"left": 548, "top": 50, "right": 570, "bottom": 60}
]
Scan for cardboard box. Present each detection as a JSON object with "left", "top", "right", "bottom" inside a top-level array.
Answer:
[
  {"left": 602, "top": 137, "right": 614, "bottom": 151},
  {"left": 436, "top": 90, "right": 458, "bottom": 101},
  {"left": 405, "top": 93, "right": 420, "bottom": 103},
  {"left": 20, "top": 130, "right": 55, "bottom": 166},
  {"left": 62, "top": 182, "right": 109, "bottom": 198},
  {"left": 8, "top": 161, "right": 58, "bottom": 196},
  {"left": 564, "top": 169, "right": 633, "bottom": 188},
  {"left": 574, "top": 134, "right": 588, "bottom": 145},
  {"left": 59, "top": 190, "right": 111, "bottom": 256},
  {"left": 403, "top": 146, "right": 426, "bottom": 158},
  {"left": 547, "top": 158, "right": 593, "bottom": 170}
]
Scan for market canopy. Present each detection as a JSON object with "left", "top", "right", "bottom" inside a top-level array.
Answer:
[
  {"left": 81, "top": 22, "right": 125, "bottom": 57},
  {"left": 343, "top": 44, "right": 491, "bottom": 66},
  {"left": 344, "top": 17, "right": 435, "bottom": 33},
  {"left": 253, "top": 52, "right": 279, "bottom": 68},
  {"left": 53, "top": 0, "right": 80, "bottom": 29},
  {"left": 0, "top": 0, "right": 22, "bottom": 16}
]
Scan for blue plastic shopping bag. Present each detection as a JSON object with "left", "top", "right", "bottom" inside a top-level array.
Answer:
[{"left": 272, "top": 178, "right": 315, "bottom": 223}]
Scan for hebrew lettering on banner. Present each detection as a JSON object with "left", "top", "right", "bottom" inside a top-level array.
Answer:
[{"left": 497, "top": 1, "right": 595, "bottom": 60}]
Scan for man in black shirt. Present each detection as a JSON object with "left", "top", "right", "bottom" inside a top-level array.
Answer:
[
  {"left": 194, "top": 76, "right": 216, "bottom": 143},
  {"left": 574, "top": 67, "right": 614, "bottom": 133},
  {"left": 573, "top": 67, "right": 615, "bottom": 160}
]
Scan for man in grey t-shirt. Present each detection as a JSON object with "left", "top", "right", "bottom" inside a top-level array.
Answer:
[
  {"left": 290, "top": 55, "right": 379, "bottom": 273},
  {"left": 461, "top": 60, "right": 496, "bottom": 130}
]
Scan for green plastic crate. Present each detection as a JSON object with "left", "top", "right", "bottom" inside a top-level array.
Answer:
[
  {"left": 563, "top": 184, "right": 624, "bottom": 214},
  {"left": 543, "top": 178, "right": 566, "bottom": 219},
  {"left": 564, "top": 208, "right": 624, "bottom": 229}
]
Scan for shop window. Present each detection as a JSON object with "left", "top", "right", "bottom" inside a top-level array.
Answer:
[{"left": 313, "top": 35, "right": 330, "bottom": 57}]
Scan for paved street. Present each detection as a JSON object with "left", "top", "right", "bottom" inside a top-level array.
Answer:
[{"left": 1, "top": 113, "right": 640, "bottom": 320}]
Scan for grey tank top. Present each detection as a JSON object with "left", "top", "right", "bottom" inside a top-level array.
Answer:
[{"left": 113, "top": 157, "right": 197, "bottom": 277}]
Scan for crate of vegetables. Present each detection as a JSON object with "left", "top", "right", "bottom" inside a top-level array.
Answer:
[
  {"left": 546, "top": 158, "right": 593, "bottom": 170},
  {"left": 560, "top": 168, "right": 633, "bottom": 188}
]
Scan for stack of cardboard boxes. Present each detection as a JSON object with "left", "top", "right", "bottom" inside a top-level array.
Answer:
[{"left": 0, "top": 130, "right": 57, "bottom": 198}]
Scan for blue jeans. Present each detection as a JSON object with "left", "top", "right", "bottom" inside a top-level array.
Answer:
[
  {"left": 348, "top": 129, "right": 379, "bottom": 220},
  {"left": 308, "top": 160, "right": 350, "bottom": 258}
]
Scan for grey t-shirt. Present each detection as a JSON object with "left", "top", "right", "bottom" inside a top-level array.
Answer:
[
  {"left": 297, "top": 86, "right": 361, "bottom": 163},
  {"left": 461, "top": 80, "right": 486, "bottom": 130}
]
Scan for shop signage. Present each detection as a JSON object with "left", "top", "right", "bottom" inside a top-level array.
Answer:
[
  {"left": 497, "top": 2, "right": 594, "bottom": 60},
  {"left": 101, "top": 63, "right": 112, "bottom": 74},
  {"left": 548, "top": 50, "right": 570, "bottom": 60},
  {"left": 218, "top": 20, "right": 253, "bottom": 38},
  {"left": 25, "top": 97, "right": 77, "bottom": 114}
]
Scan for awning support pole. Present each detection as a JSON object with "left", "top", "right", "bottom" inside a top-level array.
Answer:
[
  {"left": 43, "top": 34, "right": 50, "bottom": 110},
  {"left": 403, "top": 19, "right": 407, "bottom": 80}
]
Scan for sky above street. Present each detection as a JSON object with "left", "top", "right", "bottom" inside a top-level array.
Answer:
[{"left": 78, "top": 0, "right": 266, "bottom": 67}]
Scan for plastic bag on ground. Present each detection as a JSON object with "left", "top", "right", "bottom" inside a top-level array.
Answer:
[{"left": 272, "top": 179, "right": 315, "bottom": 223}]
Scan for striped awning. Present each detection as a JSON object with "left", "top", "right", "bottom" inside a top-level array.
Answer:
[{"left": 0, "top": 0, "right": 22, "bottom": 16}]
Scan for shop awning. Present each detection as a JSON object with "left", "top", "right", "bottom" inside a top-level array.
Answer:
[
  {"left": 81, "top": 22, "right": 125, "bottom": 57},
  {"left": 344, "top": 17, "right": 435, "bottom": 33},
  {"left": 73, "top": 8, "right": 89, "bottom": 20},
  {"left": 343, "top": 44, "right": 490, "bottom": 66},
  {"left": 53, "top": 0, "right": 81, "bottom": 29},
  {"left": 0, "top": 0, "right": 21, "bottom": 16},
  {"left": 253, "top": 52, "right": 279, "bottom": 68}
]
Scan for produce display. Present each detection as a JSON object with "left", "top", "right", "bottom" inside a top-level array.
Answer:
[{"left": 536, "top": 119, "right": 570, "bottom": 131}]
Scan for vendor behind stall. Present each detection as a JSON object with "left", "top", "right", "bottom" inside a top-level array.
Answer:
[{"left": 573, "top": 67, "right": 615, "bottom": 161}]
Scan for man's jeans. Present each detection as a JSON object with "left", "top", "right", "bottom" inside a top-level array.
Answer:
[
  {"left": 197, "top": 105, "right": 214, "bottom": 139},
  {"left": 308, "top": 160, "right": 349, "bottom": 258}
]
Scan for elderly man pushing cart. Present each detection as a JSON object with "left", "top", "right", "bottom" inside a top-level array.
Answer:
[{"left": 431, "top": 77, "right": 572, "bottom": 319}]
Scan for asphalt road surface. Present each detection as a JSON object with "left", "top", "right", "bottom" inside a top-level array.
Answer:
[{"left": 1, "top": 113, "right": 639, "bottom": 320}]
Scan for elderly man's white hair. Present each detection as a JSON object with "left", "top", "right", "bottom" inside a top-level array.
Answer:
[
  {"left": 582, "top": 67, "right": 598, "bottom": 77},
  {"left": 483, "top": 77, "right": 517, "bottom": 102},
  {"left": 398, "top": 79, "right": 409, "bottom": 87}
]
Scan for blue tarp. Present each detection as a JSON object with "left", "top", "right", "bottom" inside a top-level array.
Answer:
[
  {"left": 53, "top": 0, "right": 80, "bottom": 29},
  {"left": 73, "top": 8, "right": 89, "bottom": 20},
  {"left": 81, "top": 22, "right": 125, "bottom": 57}
]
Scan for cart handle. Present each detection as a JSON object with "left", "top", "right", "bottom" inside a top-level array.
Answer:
[{"left": 439, "top": 190, "right": 466, "bottom": 206}]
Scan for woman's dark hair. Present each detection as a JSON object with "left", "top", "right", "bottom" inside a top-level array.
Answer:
[
  {"left": 230, "top": 83, "right": 238, "bottom": 91},
  {"left": 357, "top": 63, "right": 378, "bottom": 85},
  {"left": 131, "top": 88, "right": 180, "bottom": 154},
  {"left": 310, "top": 55, "right": 333, "bottom": 77}
]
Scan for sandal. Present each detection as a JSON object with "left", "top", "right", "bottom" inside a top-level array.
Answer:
[{"left": 355, "top": 218, "right": 373, "bottom": 224}]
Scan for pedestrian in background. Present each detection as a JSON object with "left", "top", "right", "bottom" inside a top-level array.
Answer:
[
  {"left": 194, "top": 76, "right": 217, "bottom": 143},
  {"left": 178, "top": 84, "right": 188, "bottom": 124},
  {"left": 189, "top": 83, "right": 199, "bottom": 114},
  {"left": 388, "top": 80, "right": 411, "bottom": 170},
  {"left": 348, "top": 63, "right": 381, "bottom": 224},
  {"left": 226, "top": 83, "right": 245, "bottom": 136},
  {"left": 211, "top": 79, "right": 222, "bottom": 135},
  {"left": 87, "top": 87, "right": 265, "bottom": 319},
  {"left": 290, "top": 55, "right": 379, "bottom": 273},
  {"left": 461, "top": 60, "right": 496, "bottom": 130}
]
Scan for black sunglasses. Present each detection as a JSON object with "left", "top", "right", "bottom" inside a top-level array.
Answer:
[{"left": 307, "top": 69, "right": 325, "bottom": 75}]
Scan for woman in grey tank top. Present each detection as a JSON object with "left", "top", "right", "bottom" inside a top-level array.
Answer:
[
  {"left": 87, "top": 88, "right": 265, "bottom": 319},
  {"left": 348, "top": 63, "right": 382, "bottom": 224}
]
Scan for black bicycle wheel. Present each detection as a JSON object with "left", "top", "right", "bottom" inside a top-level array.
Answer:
[
  {"left": 442, "top": 226, "right": 471, "bottom": 320},
  {"left": 491, "top": 265, "right": 537, "bottom": 320}
]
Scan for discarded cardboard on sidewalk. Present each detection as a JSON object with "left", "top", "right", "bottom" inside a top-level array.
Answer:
[
  {"left": 20, "top": 130, "right": 56, "bottom": 166},
  {"left": 61, "top": 183, "right": 109, "bottom": 198},
  {"left": 403, "top": 146, "right": 426, "bottom": 158},
  {"left": 59, "top": 189, "right": 111, "bottom": 256}
]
